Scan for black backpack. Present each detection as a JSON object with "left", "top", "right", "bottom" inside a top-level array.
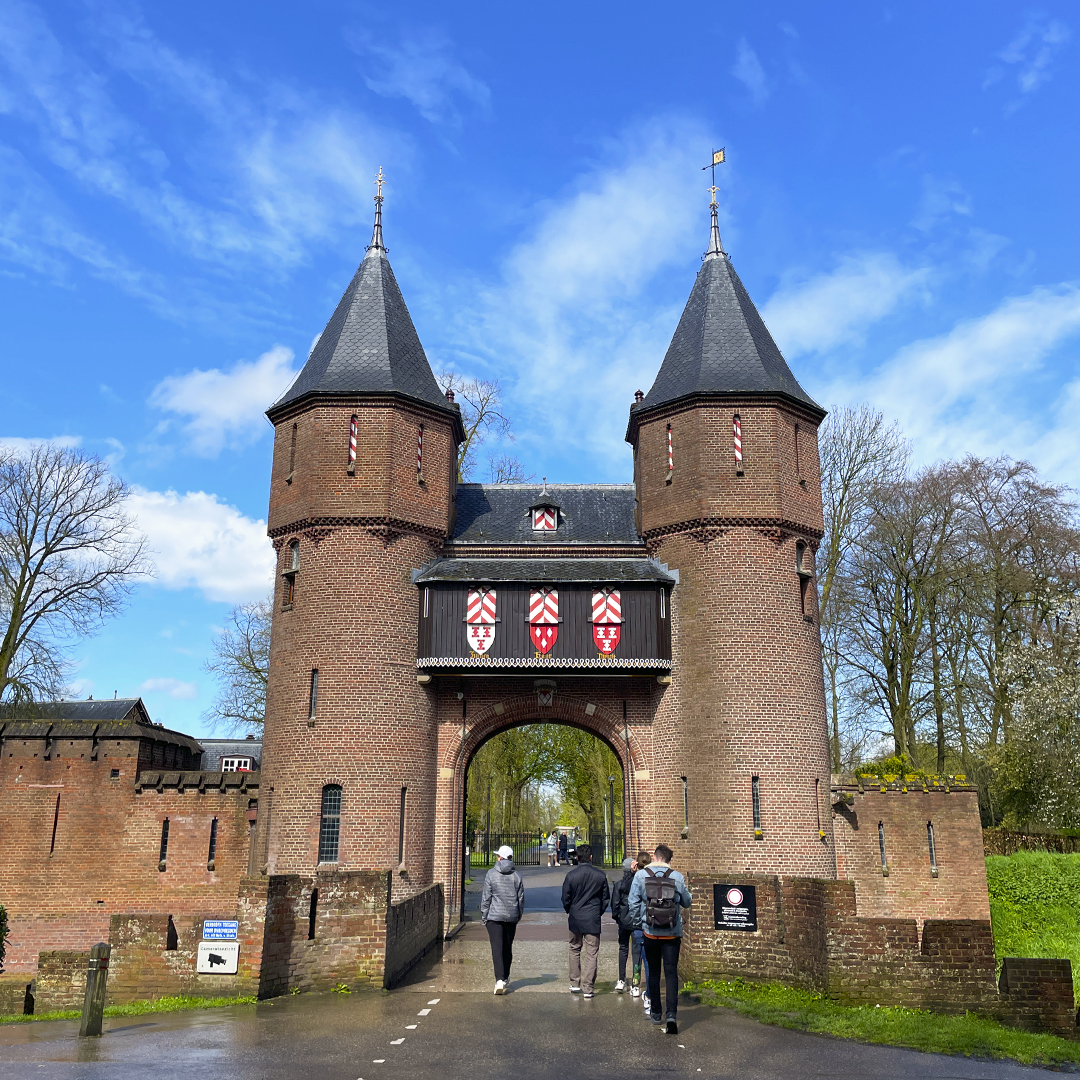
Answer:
[{"left": 643, "top": 867, "right": 678, "bottom": 929}]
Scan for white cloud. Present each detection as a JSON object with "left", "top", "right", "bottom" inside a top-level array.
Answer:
[
  {"left": 128, "top": 487, "right": 275, "bottom": 603},
  {"left": 148, "top": 346, "right": 297, "bottom": 456},
  {"left": 139, "top": 677, "right": 198, "bottom": 700},
  {"left": 445, "top": 121, "right": 712, "bottom": 471},
  {"left": 348, "top": 27, "right": 490, "bottom": 126},
  {"left": 0, "top": 2, "right": 396, "bottom": 280},
  {"left": 732, "top": 38, "right": 769, "bottom": 105},
  {"left": 0, "top": 434, "right": 81, "bottom": 452},
  {"left": 987, "top": 17, "right": 1070, "bottom": 111},
  {"left": 761, "top": 253, "right": 930, "bottom": 357},
  {"left": 825, "top": 285, "right": 1080, "bottom": 484}
]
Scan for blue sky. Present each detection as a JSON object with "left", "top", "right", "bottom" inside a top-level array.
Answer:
[{"left": 1, "top": 1, "right": 1077, "bottom": 736}]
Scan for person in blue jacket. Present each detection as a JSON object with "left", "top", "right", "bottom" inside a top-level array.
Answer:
[{"left": 628, "top": 843, "right": 692, "bottom": 1034}]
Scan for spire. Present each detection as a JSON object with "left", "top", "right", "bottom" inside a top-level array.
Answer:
[
  {"left": 267, "top": 169, "right": 461, "bottom": 429},
  {"left": 366, "top": 167, "right": 386, "bottom": 257},
  {"left": 627, "top": 198, "right": 824, "bottom": 433},
  {"left": 705, "top": 201, "right": 725, "bottom": 260}
]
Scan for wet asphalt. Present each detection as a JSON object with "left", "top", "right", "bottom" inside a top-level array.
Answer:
[{"left": 0, "top": 867, "right": 1062, "bottom": 1079}]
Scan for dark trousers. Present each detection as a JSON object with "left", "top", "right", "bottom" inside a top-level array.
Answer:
[
  {"left": 643, "top": 935, "right": 682, "bottom": 1019},
  {"left": 486, "top": 920, "right": 517, "bottom": 982}
]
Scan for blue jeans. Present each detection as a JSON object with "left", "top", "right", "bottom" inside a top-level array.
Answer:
[{"left": 632, "top": 928, "right": 650, "bottom": 988}]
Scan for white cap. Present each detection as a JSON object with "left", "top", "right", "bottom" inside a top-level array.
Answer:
[{"left": 496, "top": 845, "right": 514, "bottom": 859}]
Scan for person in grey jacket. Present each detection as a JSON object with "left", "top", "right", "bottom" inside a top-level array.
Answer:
[
  {"left": 628, "top": 843, "right": 692, "bottom": 1033},
  {"left": 480, "top": 844, "right": 525, "bottom": 994}
]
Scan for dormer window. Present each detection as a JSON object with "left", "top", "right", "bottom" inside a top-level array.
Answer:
[
  {"left": 529, "top": 480, "right": 560, "bottom": 532},
  {"left": 533, "top": 507, "right": 557, "bottom": 530}
]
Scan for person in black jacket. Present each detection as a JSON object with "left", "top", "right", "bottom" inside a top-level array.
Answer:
[
  {"left": 561, "top": 843, "right": 610, "bottom": 998},
  {"left": 609, "top": 855, "right": 645, "bottom": 994}
]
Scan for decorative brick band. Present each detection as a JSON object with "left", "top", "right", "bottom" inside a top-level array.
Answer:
[
  {"left": 417, "top": 656, "right": 671, "bottom": 670},
  {"left": 644, "top": 515, "right": 824, "bottom": 542},
  {"left": 268, "top": 516, "right": 447, "bottom": 541}
]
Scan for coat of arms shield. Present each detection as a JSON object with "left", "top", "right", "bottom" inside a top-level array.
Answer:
[
  {"left": 529, "top": 588, "right": 559, "bottom": 654},
  {"left": 466, "top": 588, "right": 496, "bottom": 655},
  {"left": 591, "top": 588, "right": 622, "bottom": 655}
]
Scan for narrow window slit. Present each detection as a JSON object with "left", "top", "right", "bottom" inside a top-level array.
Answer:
[
  {"left": 308, "top": 669, "right": 319, "bottom": 722},
  {"left": 158, "top": 818, "right": 170, "bottom": 872},
  {"left": 815, "top": 778, "right": 825, "bottom": 839},
  {"left": 49, "top": 793, "right": 60, "bottom": 855},
  {"left": 287, "top": 423, "right": 297, "bottom": 483},
  {"left": 680, "top": 776, "right": 689, "bottom": 839},
  {"left": 878, "top": 821, "right": 889, "bottom": 876},
  {"left": 398, "top": 786, "right": 407, "bottom": 866},
  {"left": 416, "top": 425, "right": 424, "bottom": 481},
  {"left": 666, "top": 424, "right": 674, "bottom": 482},
  {"left": 207, "top": 818, "right": 218, "bottom": 871},
  {"left": 927, "top": 821, "right": 938, "bottom": 878},
  {"left": 166, "top": 915, "right": 178, "bottom": 951},
  {"left": 752, "top": 776, "right": 763, "bottom": 839},
  {"left": 307, "top": 889, "right": 319, "bottom": 940}
]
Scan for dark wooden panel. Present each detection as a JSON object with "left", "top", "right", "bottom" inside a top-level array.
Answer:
[{"left": 419, "top": 582, "right": 671, "bottom": 662}]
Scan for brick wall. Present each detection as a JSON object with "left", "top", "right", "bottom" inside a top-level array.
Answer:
[
  {"left": 0, "top": 755, "right": 257, "bottom": 972},
  {"left": 998, "top": 958, "right": 1077, "bottom": 1036},
  {"left": 833, "top": 784, "right": 990, "bottom": 924},
  {"left": 385, "top": 883, "right": 443, "bottom": 986},
  {"left": 257, "top": 870, "right": 389, "bottom": 997}
]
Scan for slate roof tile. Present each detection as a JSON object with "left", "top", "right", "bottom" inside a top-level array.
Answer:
[{"left": 414, "top": 557, "right": 675, "bottom": 584}]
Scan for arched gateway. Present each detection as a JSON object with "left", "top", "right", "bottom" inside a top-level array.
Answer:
[{"left": 251, "top": 181, "right": 995, "bottom": 1005}]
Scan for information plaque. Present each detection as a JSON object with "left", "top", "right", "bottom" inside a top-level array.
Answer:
[
  {"left": 713, "top": 883, "right": 758, "bottom": 932},
  {"left": 196, "top": 940, "right": 239, "bottom": 974}
]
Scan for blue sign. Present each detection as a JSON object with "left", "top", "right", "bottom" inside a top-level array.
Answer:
[{"left": 203, "top": 920, "right": 238, "bottom": 940}]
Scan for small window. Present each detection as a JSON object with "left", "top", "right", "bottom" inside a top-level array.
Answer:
[
  {"left": 221, "top": 757, "right": 252, "bottom": 772},
  {"left": 166, "top": 915, "right": 179, "bottom": 951},
  {"left": 110, "top": 768, "right": 120, "bottom": 779},
  {"left": 398, "top": 786, "right": 407, "bottom": 865},
  {"left": 666, "top": 424, "right": 673, "bottom": 480},
  {"left": 660, "top": 589, "right": 666, "bottom": 620},
  {"left": 207, "top": 818, "right": 218, "bottom": 870},
  {"left": 794, "top": 423, "right": 802, "bottom": 478},
  {"left": 796, "top": 543, "right": 813, "bottom": 618},
  {"left": 50, "top": 793, "right": 60, "bottom": 855},
  {"left": 287, "top": 422, "right": 297, "bottom": 483},
  {"left": 283, "top": 574, "right": 295, "bottom": 607},
  {"left": 878, "top": 821, "right": 889, "bottom": 876},
  {"left": 416, "top": 424, "right": 424, "bottom": 478},
  {"left": 927, "top": 820, "right": 938, "bottom": 878},
  {"left": 532, "top": 507, "right": 556, "bottom": 530},
  {"left": 751, "top": 776, "right": 762, "bottom": 839},
  {"left": 423, "top": 587, "right": 430, "bottom": 619},
  {"left": 158, "top": 818, "right": 170, "bottom": 871},
  {"left": 289, "top": 540, "right": 300, "bottom": 571},
  {"left": 308, "top": 669, "right": 319, "bottom": 720},
  {"left": 308, "top": 888, "right": 319, "bottom": 940},
  {"left": 318, "top": 785, "right": 342, "bottom": 863}
]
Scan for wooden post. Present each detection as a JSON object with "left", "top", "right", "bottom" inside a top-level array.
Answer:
[{"left": 79, "top": 942, "right": 110, "bottom": 1037}]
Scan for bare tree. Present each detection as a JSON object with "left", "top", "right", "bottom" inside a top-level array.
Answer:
[
  {"left": 203, "top": 596, "right": 271, "bottom": 729},
  {"left": 487, "top": 454, "right": 534, "bottom": 484},
  {"left": 818, "top": 406, "right": 909, "bottom": 767},
  {"left": 0, "top": 445, "right": 148, "bottom": 703},
  {"left": 436, "top": 371, "right": 527, "bottom": 482}
]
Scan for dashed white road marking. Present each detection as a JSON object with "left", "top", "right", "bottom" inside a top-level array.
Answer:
[
  {"left": 417, "top": 1009, "right": 430, "bottom": 1016},
  {"left": 373, "top": 1060, "right": 385, "bottom": 1064},
  {"left": 427, "top": 998, "right": 440, "bottom": 1004},
  {"left": 390, "top": 1038, "right": 405, "bottom": 1045},
  {"left": 406, "top": 1024, "right": 417, "bottom": 1029}
]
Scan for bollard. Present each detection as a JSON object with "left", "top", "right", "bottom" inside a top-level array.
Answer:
[{"left": 79, "top": 943, "right": 110, "bottom": 1037}]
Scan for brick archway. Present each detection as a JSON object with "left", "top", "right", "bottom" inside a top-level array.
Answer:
[{"left": 434, "top": 692, "right": 653, "bottom": 934}]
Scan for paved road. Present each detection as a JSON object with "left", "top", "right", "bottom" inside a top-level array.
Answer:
[
  {"left": 0, "top": 866, "right": 1060, "bottom": 1079},
  {"left": 0, "top": 986, "right": 1058, "bottom": 1079}
]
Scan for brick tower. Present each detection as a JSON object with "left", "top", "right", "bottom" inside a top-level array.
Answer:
[
  {"left": 626, "top": 200, "right": 835, "bottom": 877},
  {"left": 259, "top": 184, "right": 463, "bottom": 896}
]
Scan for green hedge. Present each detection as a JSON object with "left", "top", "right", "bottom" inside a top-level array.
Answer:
[{"left": 986, "top": 850, "right": 1080, "bottom": 995}]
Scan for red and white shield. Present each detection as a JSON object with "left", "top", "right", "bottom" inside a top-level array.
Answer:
[
  {"left": 529, "top": 589, "right": 559, "bottom": 654},
  {"left": 466, "top": 588, "right": 497, "bottom": 655},
  {"left": 591, "top": 589, "right": 622, "bottom": 655}
]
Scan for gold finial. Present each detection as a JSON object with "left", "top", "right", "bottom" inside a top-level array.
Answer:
[
  {"left": 701, "top": 148, "right": 727, "bottom": 259},
  {"left": 702, "top": 148, "right": 726, "bottom": 208},
  {"left": 374, "top": 166, "right": 386, "bottom": 201}
]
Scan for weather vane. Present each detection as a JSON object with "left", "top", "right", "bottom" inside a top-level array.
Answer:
[
  {"left": 374, "top": 166, "right": 386, "bottom": 202},
  {"left": 702, "top": 148, "right": 726, "bottom": 208}
]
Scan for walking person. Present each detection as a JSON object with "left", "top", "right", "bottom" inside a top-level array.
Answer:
[
  {"left": 480, "top": 844, "right": 525, "bottom": 995},
  {"left": 631, "top": 850, "right": 652, "bottom": 1005},
  {"left": 629, "top": 843, "right": 692, "bottom": 1034},
  {"left": 610, "top": 856, "right": 637, "bottom": 993},
  {"left": 546, "top": 830, "right": 557, "bottom": 867},
  {"left": 558, "top": 830, "right": 569, "bottom": 866},
  {"left": 561, "top": 843, "right": 610, "bottom": 999}
]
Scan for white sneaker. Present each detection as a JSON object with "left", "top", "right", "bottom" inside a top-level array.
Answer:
[
  {"left": 615, "top": 980, "right": 626, "bottom": 993},
  {"left": 631, "top": 985, "right": 641, "bottom": 998},
  {"left": 643, "top": 994, "right": 651, "bottom": 1011},
  {"left": 494, "top": 980, "right": 506, "bottom": 995},
  {"left": 569, "top": 984, "right": 581, "bottom": 993}
]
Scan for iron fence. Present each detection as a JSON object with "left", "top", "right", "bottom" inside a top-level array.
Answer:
[{"left": 465, "top": 828, "right": 625, "bottom": 869}]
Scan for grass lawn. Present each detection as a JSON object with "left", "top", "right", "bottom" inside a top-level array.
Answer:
[
  {"left": 684, "top": 978, "right": 1080, "bottom": 1067},
  {"left": 0, "top": 994, "right": 257, "bottom": 1025},
  {"left": 987, "top": 850, "right": 1080, "bottom": 996}
]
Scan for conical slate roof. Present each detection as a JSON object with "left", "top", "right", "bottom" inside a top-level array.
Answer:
[
  {"left": 269, "top": 207, "right": 455, "bottom": 419},
  {"left": 634, "top": 210, "right": 823, "bottom": 420}
]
